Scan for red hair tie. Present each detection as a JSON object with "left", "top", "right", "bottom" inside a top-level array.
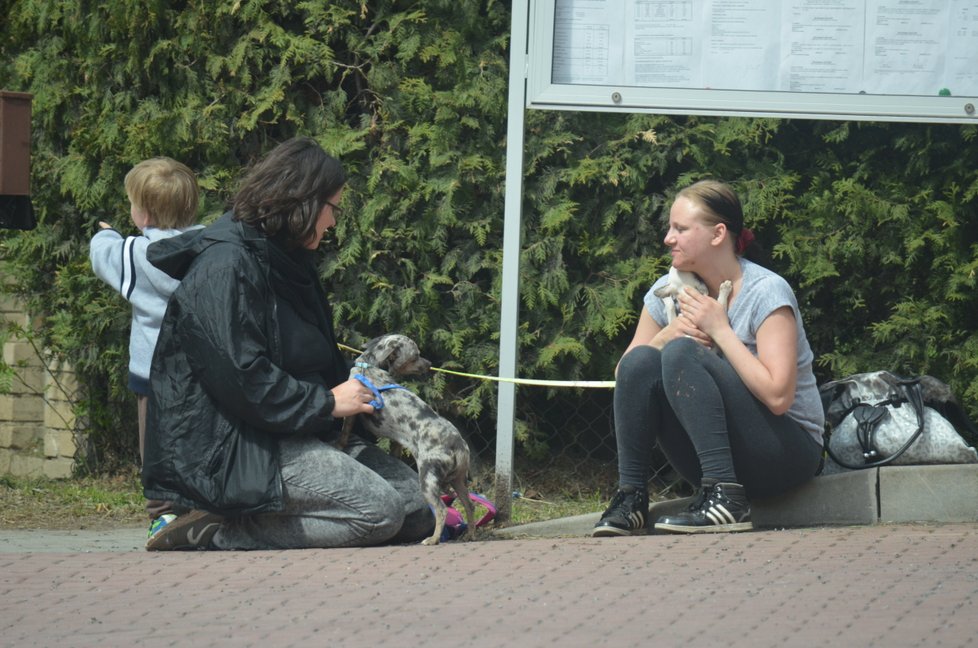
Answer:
[{"left": 735, "top": 228, "right": 755, "bottom": 254}]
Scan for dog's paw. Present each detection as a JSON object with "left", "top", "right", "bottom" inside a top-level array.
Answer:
[
  {"left": 718, "top": 280, "right": 733, "bottom": 307},
  {"left": 421, "top": 535, "right": 441, "bottom": 546}
]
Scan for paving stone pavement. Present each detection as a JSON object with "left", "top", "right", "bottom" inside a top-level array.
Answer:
[{"left": 2, "top": 522, "right": 977, "bottom": 647}]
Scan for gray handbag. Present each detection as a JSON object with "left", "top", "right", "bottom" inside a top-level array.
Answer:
[{"left": 819, "top": 371, "right": 978, "bottom": 474}]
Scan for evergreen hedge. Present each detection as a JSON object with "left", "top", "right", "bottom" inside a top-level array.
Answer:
[{"left": 1, "top": 1, "right": 976, "bottom": 472}]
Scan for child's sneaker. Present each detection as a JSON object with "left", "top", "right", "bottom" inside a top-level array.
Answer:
[{"left": 147, "top": 513, "right": 177, "bottom": 540}]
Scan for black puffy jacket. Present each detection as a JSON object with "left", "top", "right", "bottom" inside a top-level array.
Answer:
[{"left": 141, "top": 213, "right": 347, "bottom": 515}]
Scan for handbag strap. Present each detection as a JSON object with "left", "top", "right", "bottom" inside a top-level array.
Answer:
[
  {"left": 853, "top": 404, "right": 888, "bottom": 459},
  {"left": 825, "top": 379, "right": 926, "bottom": 470}
]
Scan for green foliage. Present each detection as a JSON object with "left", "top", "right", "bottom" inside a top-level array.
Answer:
[
  {"left": 1, "top": 1, "right": 977, "bottom": 474},
  {"left": 1, "top": 0, "right": 515, "bottom": 471},
  {"left": 772, "top": 120, "right": 978, "bottom": 410}
]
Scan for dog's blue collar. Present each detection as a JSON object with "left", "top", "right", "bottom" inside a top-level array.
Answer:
[{"left": 353, "top": 372, "right": 407, "bottom": 410}]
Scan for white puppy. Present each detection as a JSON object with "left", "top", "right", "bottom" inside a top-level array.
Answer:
[{"left": 653, "top": 267, "right": 732, "bottom": 323}]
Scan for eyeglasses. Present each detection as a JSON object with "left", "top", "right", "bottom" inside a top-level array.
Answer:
[{"left": 325, "top": 200, "right": 343, "bottom": 218}]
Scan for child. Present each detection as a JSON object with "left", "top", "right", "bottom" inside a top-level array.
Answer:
[{"left": 89, "top": 157, "right": 202, "bottom": 540}]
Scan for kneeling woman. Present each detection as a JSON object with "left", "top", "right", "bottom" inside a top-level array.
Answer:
[
  {"left": 142, "top": 137, "right": 433, "bottom": 550},
  {"left": 594, "top": 180, "right": 824, "bottom": 536}
]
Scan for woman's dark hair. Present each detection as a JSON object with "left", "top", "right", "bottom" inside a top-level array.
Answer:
[{"left": 232, "top": 136, "right": 346, "bottom": 247}]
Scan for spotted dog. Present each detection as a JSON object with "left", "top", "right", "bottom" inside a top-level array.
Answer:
[
  {"left": 653, "top": 267, "right": 733, "bottom": 324},
  {"left": 341, "top": 334, "right": 476, "bottom": 545}
]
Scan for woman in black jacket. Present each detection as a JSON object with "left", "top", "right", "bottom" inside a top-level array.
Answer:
[{"left": 143, "top": 137, "right": 433, "bottom": 550}]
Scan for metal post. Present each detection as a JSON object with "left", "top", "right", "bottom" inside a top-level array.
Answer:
[{"left": 493, "top": 0, "right": 530, "bottom": 523}]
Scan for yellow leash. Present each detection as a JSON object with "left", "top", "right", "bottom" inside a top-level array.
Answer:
[{"left": 338, "top": 343, "right": 616, "bottom": 389}]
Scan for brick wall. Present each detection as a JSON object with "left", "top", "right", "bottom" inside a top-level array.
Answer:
[{"left": 0, "top": 296, "right": 79, "bottom": 479}]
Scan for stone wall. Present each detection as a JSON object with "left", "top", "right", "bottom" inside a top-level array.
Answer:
[{"left": 0, "top": 296, "right": 79, "bottom": 479}]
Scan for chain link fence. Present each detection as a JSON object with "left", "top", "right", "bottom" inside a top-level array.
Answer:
[{"left": 460, "top": 385, "right": 691, "bottom": 515}]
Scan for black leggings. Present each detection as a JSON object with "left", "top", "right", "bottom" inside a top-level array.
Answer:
[{"left": 614, "top": 338, "right": 821, "bottom": 499}]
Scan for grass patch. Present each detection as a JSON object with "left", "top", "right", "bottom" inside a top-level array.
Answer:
[
  {"left": 0, "top": 471, "right": 604, "bottom": 531},
  {"left": 0, "top": 471, "right": 146, "bottom": 530},
  {"left": 508, "top": 490, "right": 605, "bottom": 526},
  {"left": 0, "top": 457, "right": 634, "bottom": 531},
  {"left": 469, "top": 457, "right": 618, "bottom": 527}
]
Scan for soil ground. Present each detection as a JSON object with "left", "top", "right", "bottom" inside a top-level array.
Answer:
[
  {"left": 0, "top": 458, "right": 626, "bottom": 531},
  {"left": 0, "top": 473, "right": 146, "bottom": 530}
]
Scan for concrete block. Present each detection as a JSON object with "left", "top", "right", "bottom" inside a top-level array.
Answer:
[
  {"left": 879, "top": 464, "right": 978, "bottom": 523},
  {"left": 0, "top": 448, "right": 11, "bottom": 473},
  {"left": 753, "top": 469, "right": 879, "bottom": 528},
  {"left": 3, "top": 340, "right": 41, "bottom": 366},
  {"left": 44, "top": 363, "right": 77, "bottom": 397},
  {"left": 0, "top": 295, "right": 23, "bottom": 312},
  {"left": 0, "top": 422, "right": 41, "bottom": 449},
  {"left": 0, "top": 394, "right": 43, "bottom": 422},
  {"left": 41, "top": 431, "right": 76, "bottom": 459},
  {"left": 54, "top": 430, "right": 76, "bottom": 458},
  {"left": 8, "top": 453, "right": 43, "bottom": 477},
  {"left": 495, "top": 511, "right": 601, "bottom": 538},
  {"left": 6, "top": 366, "right": 44, "bottom": 394},
  {"left": 42, "top": 457, "right": 74, "bottom": 479},
  {"left": 43, "top": 398, "right": 75, "bottom": 430},
  {"left": 43, "top": 432, "right": 57, "bottom": 457},
  {"left": 0, "top": 310, "right": 31, "bottom": 328},
  {"left": 493, "top": 466, "right": 978, "bottom": 540}
]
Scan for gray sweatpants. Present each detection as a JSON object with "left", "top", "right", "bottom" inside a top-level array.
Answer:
[{"left": 212, "top": 435, "right": 433, "bottom": 550}]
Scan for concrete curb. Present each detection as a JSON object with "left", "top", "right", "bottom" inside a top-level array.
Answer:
[{"left": 497, "top": 464, "right": 978, "bottom": 539}]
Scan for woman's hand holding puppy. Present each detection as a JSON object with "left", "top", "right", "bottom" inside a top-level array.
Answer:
[
  {"left": 676, "top": 287, "right": 730, "bottom": 345},
  {"left": 330, "top": 378, "right": 377, "bottom": 417}
]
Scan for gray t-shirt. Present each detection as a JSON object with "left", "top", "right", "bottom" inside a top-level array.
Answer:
[{"left": 643, "top": 258, "right": 824, "bottom": 444}]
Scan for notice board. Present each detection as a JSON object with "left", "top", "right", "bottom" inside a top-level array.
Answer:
[{"left": 527, "top": 0, "right": 978, "bottom": 123}]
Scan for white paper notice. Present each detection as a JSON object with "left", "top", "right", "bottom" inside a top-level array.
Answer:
[
  {"left": 780, "top": 0, "right": 864, "bottom": 93},
  {"left": 702, "top": 0, "right": 780, "bottom": 90},
  {"left": 863, "top": 0, "right": 947, "bottom": 95},
  {"left": 552, "top": 0, "right": 626, "bottom": 84},
  {"left": 548, "top": 0, "right": 978, "bottom": 97},
  {"left": 624, "top": 0, "right": 701, "bottom": 87},
  {"left": 947, "top": 0, "right": 978, "bottom": 96}
]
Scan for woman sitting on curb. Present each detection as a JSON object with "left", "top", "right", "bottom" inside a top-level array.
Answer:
[{"left": 593, "top": 180, "right": 824, "bottom": 536}]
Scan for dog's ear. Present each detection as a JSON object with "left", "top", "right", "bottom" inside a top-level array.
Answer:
[
  {"left": 383, "top": 345, "right": 401, "bottom": 371},
  {"left": 361, "top": 336, "right": 387, "bottom": 364},
  {"left": 653, "top": 285, "right": 673, "bottom": 299},
  {"left": 361, "top": 336, "right": 382, "bottom": 356},
  {"left": 367, "top": 335, "right": 400, "bottom": 370}
]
